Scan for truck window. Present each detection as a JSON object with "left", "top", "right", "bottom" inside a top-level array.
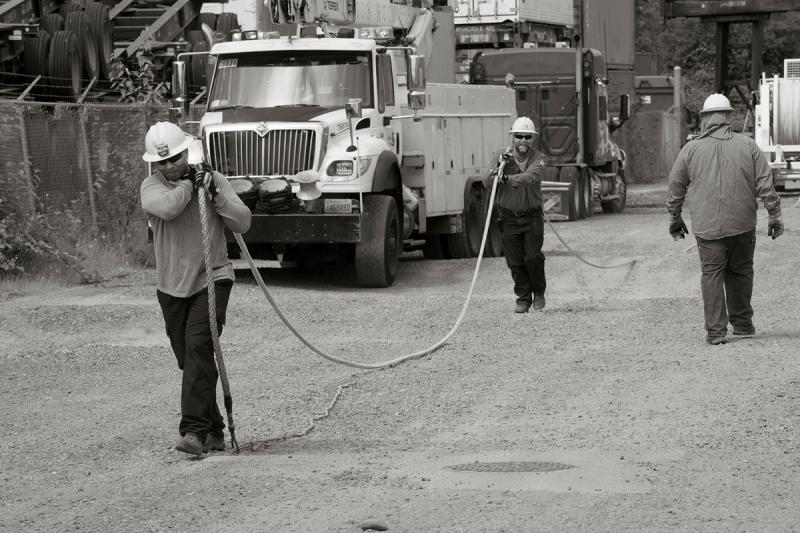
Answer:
[
  {"left": 599, "top": 95, "right": 608, "bottom": 121},
  {"left": 376, "top": 54, "right": 395, "bottom": 113},
  {"left": 208, "top": 51, "right": 373, "bottom": 110}
]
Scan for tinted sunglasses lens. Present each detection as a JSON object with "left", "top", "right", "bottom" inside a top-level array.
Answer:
[
  {"left": 515, "top": 135, "right": 532, "bottom": 140},
  {"left": 160, "top": 152, "right": 183, "bottom": 164}
]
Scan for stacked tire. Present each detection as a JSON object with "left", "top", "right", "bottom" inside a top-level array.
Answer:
[{"left": 22, "top": 0, "right": 113, "bottom": 100}]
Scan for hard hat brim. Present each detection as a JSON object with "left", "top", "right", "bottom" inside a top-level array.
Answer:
[
  {"left": 699, "top": 105, "right": 734, "bottom": 114},
  {"left": 142, "top": 134, "right": 194, "bottom": 162}
]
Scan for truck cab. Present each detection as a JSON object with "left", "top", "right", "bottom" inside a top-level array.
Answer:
[{"left": 470, "top": 46, "right": 630, "bottom": 219}]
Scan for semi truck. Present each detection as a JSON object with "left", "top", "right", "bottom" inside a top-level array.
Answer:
[
  {"left": 451, "top": 0, "right": 574, "bottom": 82},
  {"left": 754, "top": 59, "right": 800, "bottom": 191},
  {"left": 172, "top": 0, "right": 517, "bottom": 287},
  {"left": 470, "top": 44, "right": 630, "bottom": 221}
]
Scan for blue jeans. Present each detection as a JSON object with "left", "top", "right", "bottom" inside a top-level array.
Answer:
[
  {"left": 157, "top": 280, "right": 233, "bottom": 439},
  {"left": 695, "top": 231, "right": 756, "bottom": 337}
]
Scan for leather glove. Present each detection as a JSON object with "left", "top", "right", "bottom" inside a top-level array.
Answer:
[
  {"left": 500, "top": 151, "right": 511, "bottom": 163},
  {"left": 191, "top": 165, "right": 219, "bottom": 200},
  {"left": 669, "top": 215, "right": 688, "bottom": 240},
  {"left": 768, "top": 215, "right": 784, "bottom": 239}
]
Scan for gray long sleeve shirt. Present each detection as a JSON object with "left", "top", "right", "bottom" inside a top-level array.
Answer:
[
  {"left": 141, "top": 169, "right": 251, "bottom": 297},
  {"left": 666, "top": 122, "right": 781, "bottom": 240}
]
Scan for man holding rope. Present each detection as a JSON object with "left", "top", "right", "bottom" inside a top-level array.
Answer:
[
  {"left": 493, "top": 116, "right": 549, "bottom": 313},
  {"left": 666, "top": 93, "right": 783, "bottom": 345},
  {"left": 141, "top": 122, "right": 251, "bottom": 455}
]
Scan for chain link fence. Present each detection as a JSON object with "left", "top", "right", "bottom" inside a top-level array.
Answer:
[{"left": 0, "top": 99, "right": 179, "bottom": 264}]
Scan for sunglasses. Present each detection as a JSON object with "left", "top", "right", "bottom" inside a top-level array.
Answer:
[
  {"left": 157, "top": 151, "right": 184, "bottom": 165},
  {"left": 514, "top": 134, "right": 533, "bottom": 140}
]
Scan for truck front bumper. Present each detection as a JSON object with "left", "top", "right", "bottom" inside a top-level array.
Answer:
[{"left": 230, "top": 213, "right": 362, "bottom": 244}]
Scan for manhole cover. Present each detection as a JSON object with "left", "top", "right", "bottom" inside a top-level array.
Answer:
[{"left": 446, "top": 461, "right": 574, "bottom": 473}]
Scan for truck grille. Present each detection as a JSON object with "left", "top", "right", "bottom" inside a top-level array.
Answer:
[{"left": 207, "top": 129, "right": 316, "bottom": 177}]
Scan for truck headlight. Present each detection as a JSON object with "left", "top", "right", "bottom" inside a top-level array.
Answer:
[{"left": 323, "top": 157, "right": 372, "bottom": 181}]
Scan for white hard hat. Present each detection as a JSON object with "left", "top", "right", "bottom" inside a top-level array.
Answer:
[
  {"left": 700, "top": 93, "right": 734, "bottom": 114},
  {"left": 509, "top": 116, "right": 538, "bottom": 135},
  {"left": 142, "top": 121, "right": 194, "bottom": 162}
]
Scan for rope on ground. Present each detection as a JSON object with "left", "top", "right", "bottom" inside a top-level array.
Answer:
[
  {"left": 199, "top": 188, "right": 240, "bottom": 453},
  {"left": 543, "top": 213, "right": 638, "bottom": 269},
  {"left": 234, "top": 163, "right": 637, "bottom": 371},
  {"left": 233, "top": 165, "right": 504, "bottom": 370}
]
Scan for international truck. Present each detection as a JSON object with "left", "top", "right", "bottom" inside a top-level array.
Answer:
[
  {"left": 172, "top": 0, "right": 517, "bottom": 287},
  {"left": 470, "top": 44, "right": 630, "bottom": 221},
  {"left": 754, "top": 59, "right": 800, "bottom": 191}
]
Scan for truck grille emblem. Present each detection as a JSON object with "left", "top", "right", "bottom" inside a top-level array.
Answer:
[{"left": 256, "top": 122, "right": 269, "bottom": 137}]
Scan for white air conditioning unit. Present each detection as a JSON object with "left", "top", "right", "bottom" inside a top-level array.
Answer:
[{"left": 784, "top": 59, "right": 800, "bottom": 78}]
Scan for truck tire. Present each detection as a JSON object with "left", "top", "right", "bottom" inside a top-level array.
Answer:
[
  {"left": 447, "top": 187, "right": 482, "bottom": 259},
  {"left": 48, "top": 30, "right": 82, "bottom": 99},
  {"left": 481, "top": 190, "right": 503, "bottom": 257},
  {"left": 216, "top": 12, "right": 239, "bottom": 41},
  {"left": 560, "top": 166, "right": 583, "bottom": 221},
  {"left": 355, "top": 195, "right": 400, "bottom": 287},
  {"left": 41, "top": 13, "right": 64, "bottom": 35},
  {"left": 23, "top": 31, "right": 51, "bottom": 76},
  {"left": 60, "top": 3, "right": 82, "bottom": 17},
  {"left": 65, "top": 12, "right": 99, "bottom": 80},
  {"left": 582, "top": 169, "right": 593, "bottom": 218},
  {"left": 85, "top": 1, "right": 113, "bottom": 79},
  {"left": 601, "top": 170, "right": 627, "bottom": 214}
]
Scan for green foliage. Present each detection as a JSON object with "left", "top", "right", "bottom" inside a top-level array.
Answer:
[{"left": 109, "top": 50, "right": 171, "bottom": 104}]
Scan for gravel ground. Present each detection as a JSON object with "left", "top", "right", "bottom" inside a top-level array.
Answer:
[{"left": 1, "top": 204, "right": 799, "bottom": 532}]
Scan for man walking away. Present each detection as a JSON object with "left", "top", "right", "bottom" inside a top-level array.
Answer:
[
  {"left": 141, "top": 122, "right": 252, "bottom": 455},
  {"left": 493, "top": 116, "right": 549, "bottom": 313},
  {"left": 666, "top": 94, "right": 783, "bottom": 345}
]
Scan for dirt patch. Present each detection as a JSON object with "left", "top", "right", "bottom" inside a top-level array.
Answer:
[{"left": 2, "top": 206, "right": 799, "bottom": 531}]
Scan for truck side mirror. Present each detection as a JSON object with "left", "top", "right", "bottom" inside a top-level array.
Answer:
[
  {"left": 407, "top": 54, "right": 426, "bottom": 110},
  {"left": 171, "top": 60, "right": 189, "bottom": 120},
  {"left": 619, "top": 94, "right": 630, "bottom": 122}
]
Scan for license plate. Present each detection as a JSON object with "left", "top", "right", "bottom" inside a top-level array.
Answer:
[{"left": 324, "top": 199, "right": 354, "bottom": 214}]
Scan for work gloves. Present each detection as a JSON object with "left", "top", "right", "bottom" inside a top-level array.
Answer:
[
  {"left": 768, "top": 215, "right": 784, "bottom": 240},
  {"left": 669, "top": 214, "right": 688, "bottom": 240},
  {"left": 190, "top": 163, "right": 219, "bottom": 200}
]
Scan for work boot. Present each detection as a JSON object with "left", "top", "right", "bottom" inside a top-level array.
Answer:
[
  {"left": 515, "top": 301, "right": 531, "bottom": 313},
  {"left": 705, "top": 334, "right": 728, "bottom": 346},
  {"left": 204, "top": 433, "right": 225, "bottom": 452},
  {"left": 175, "top": 433, "right": 204, "bottom": 456},
  {"left": 732, "top": 327, "right": 756, "bottom": 338},
  {"left": 532, "top": 293, "right": 546, "bottom": 311}
]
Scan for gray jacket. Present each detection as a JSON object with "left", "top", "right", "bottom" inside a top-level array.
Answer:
[{"left": 666, "top": 120, "right": 781, "bottom": 240}]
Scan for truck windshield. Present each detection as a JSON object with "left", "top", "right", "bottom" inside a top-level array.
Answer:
[{"left": 208, "top": 51, "right": 373, "bottom": 110}]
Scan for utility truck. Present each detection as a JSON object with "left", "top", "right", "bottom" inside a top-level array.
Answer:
[
  {"left": 470, "top": 43, "right": 630, "bottom": 221},
  {"left": 754, "top": 59, "right": 800, "bottom": 191},
  {"left": 172, "top": 0, "right": 516, "bottom": 287}
]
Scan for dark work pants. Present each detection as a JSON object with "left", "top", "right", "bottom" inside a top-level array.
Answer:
[
  {"left": 695, "top": 231, "right": 756, "bottom": 337},
  {"left": 500, "top": 210, "right": 546, "bottom": 304},
  {"left": 157, "top": 280, "right": 233, "bottom": 439}
]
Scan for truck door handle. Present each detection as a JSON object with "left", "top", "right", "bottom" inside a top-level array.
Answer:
[{"left": 383, "top": 116, "right": 391, "bottom": 126}]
